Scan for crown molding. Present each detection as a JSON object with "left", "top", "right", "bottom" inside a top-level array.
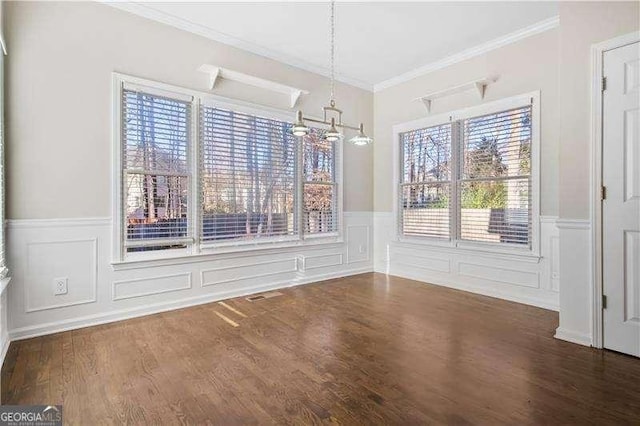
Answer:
[
  {"left": 101, "top": 2, "right": 558, "bottom": 95},
  {"left": 373, "top": 16, "right": 559, "bottom": 92},
  {"left": 101, "top": 1, "right": 374, "bottom": 92}
]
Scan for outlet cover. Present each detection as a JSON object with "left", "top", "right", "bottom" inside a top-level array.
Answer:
[{"left": 53, "top": 277, "right": 68, "bottom": 296}]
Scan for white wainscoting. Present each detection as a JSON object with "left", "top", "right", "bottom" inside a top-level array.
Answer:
[
  {"left": 555, "top": 219, "right": 593, "bottom": 347},
  {"left": 373, "top": 212, "right": 560, "bottom": 311},
  {"left": 0, "top": 278, "right": 10, "bottom": 372},
  {"left": 6, "top": 212, "right": 373, "bottom": 340}
]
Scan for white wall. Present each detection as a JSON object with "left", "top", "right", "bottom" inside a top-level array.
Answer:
[
  {"left": 4, "top": 1, "right": 373, "bottom": 218},
  {"left": 3, "top": 1, "right": 374, "bottom": 340},
  {"left": 558, "top": 1, "right": 639, "bottom": 220},
  {"left": 0, "top": 2, "right": 9, "bottom": 370}
]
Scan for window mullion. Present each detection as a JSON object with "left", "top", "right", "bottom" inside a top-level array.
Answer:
[
  {"left": 191, "top": 97, "right": 201, "bottom": 254},
  {"left": 451, "top": 119, "right": 461, "bottom": 244},
  {"left": 296, "top": 135, "right": 304, "bottom": 240},
  {"left": 398, "top": 136, "right": 404, "bottom": 237}
]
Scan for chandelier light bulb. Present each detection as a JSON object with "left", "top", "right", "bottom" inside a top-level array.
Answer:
[
  {"left": 349, "top": 123, "right": 373, "bottom": 146},
  {"left": 291, "top": 110, "right": 310, "bottom": 136},
  {"left": 324, "top": 117, "right": 342, "bottom": 142}
]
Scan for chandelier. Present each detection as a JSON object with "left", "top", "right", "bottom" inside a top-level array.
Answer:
[{"left": 291, "top": 0, "right": 373, "bottom": 146}]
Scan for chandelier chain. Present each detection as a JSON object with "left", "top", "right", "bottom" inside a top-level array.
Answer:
[
  {"left": 329, "top": 0, "right": 335, "bottom": 104},
  {"left": 290, "top": 0, "right": 371, "bottom": 145}
]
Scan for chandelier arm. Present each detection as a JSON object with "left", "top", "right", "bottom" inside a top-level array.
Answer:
[{"left": 302, "top": 115, "right": 360, "bottom": 131}]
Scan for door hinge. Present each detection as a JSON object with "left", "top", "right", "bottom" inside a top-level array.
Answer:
[
  {"left": 602, "top": 76, "right": 607, "bottom": 91},
  {"left": 601, "top": 185, "right": 607, "bottom": 200},
  {"left": 603, "top": 294, "right": 607, "bottom": 309}
]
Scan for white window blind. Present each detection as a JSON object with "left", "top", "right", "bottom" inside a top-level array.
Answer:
[
  {"left": 116, "top": 76, "right": 345, "bottom": 260},
  {"left": 303, "top": 128, "right": 338, "bottom": 235},
  {"left": 200, "top": 106, "right": 297, "bottom": 244},
  {"left": 460, "top": 106, "right": 532, "bottom": 246},
  {"left": 399, "top": 103, "right": 533, "bottom": 249},
  {"left": 122, "top": 88, "right": 192, "bottom": 252},
  {"left": 400, "top": 123, "right": 452, "bottom": 239}
]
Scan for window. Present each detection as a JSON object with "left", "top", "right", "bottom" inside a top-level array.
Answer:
[
  {"left": 460, "top": 107, "right": 532, "bottom": 245},
  {"left": 200, "top": 106, "right": 297, "bottom": 244},
  {"left": 115, "top": 75, "right": 341, "bottom": 261},
  {"left": 398, "top": 95, "right": 537, "bottom": 251},
  {"left": 303, "top": 128, "right": 338, "bottom": 235},
  {"left": 400, "top": 123, "right": 451, "bottom": 239},
  {"left": 121, "top": 87, "right": 192, "bottom": 253}
]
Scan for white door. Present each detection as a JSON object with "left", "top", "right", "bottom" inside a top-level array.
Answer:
[{"left": 603, "top": 41, "right": 640, "bottom": 357}]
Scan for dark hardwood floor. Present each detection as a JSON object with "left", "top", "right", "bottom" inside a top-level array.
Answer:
[{"left": 2, "top": 273, "right": 640, "bottom": 424}]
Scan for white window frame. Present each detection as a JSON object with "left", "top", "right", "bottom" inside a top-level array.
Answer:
[
  {"left": 392, "top": 91, "right": 540, "bottom": 257},
  {"left": 112, "top": 73, "right": 343, "bottom": 264},
  {"left": 301, "top": 129, "right": 341, "bottom": 240}
]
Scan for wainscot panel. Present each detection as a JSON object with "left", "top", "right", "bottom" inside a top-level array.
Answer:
[
  {"left": 113, "top": 272, "right": 192, "bottom": 301},
  {"left": 6, "top": 212, "right": 373, "bottom": 340},
  {"left": 374, "top": 212, "right": 560, "bottom": 311},
  {"left": 300, "top": 253, "right": 344, "bottom": 271},
  {"left": 555, "top": 219, "right": 592, "bottom": 347}
]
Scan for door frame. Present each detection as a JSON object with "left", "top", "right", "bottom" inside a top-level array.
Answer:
[{"left": 590, "top": 31, "right": 640, "bottom": 349}]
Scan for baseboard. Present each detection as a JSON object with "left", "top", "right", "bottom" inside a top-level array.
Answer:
[
  {"left": 9, "top": 267, "right": 372, "bottom": 341},
  {"left": 554, "top": 327, "right": 592, "bottom": 347},
  {"left": 389, "top": 269, "right": 559, "bottom": 311},
  {"left": 373, "top": 262, "right": 387, "bottom": 274}
]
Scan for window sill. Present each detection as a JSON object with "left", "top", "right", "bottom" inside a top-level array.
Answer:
[
  {"left": 393, "top": 237, "right": 541, "bottom": 264},
  {"left": 112, "top": 237, "right": 344, "bottom": 271}
]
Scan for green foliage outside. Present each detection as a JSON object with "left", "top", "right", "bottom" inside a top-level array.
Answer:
[
  {"left": 430, "top": 194, "right": 449, "bottom": 209},
  {"left": 458, "top": 138, "right": 509, "bottom": 209},
  {"left": 461, "top": 182, "right": 506, "bottom": 209}
]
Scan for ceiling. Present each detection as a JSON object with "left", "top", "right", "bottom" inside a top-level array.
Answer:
[{"left": 108, "top": 2, "right": 559, "bottom": 91}]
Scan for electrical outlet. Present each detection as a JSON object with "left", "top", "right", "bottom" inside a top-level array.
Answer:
[
  {"left": 53, "top": 277, "right": 68, "bottom": 296},
  {"left": 359, "top": 244, "right": 366, "bottom": 254}
]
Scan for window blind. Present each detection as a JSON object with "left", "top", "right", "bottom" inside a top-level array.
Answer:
[
  {"left": 398, "top": 103, "right": 533, "bottom": 249},
  {"left": 460, "top": 106, "right": 532, "bottom": 246},
  {"left": 400, "top": 123, "right": 452, "bottom": 239},
  {"left": 117, "top": 76, "right": 346, "bottom": 258},
  {"left": 200, "top": 106, "right": 297, "bottom": 243},
  {"left": 122, "top": 89, "right": 192, "bottom": 251},
  {"left": 303, "top": 128, "right": 338, "bottom": 235}
]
